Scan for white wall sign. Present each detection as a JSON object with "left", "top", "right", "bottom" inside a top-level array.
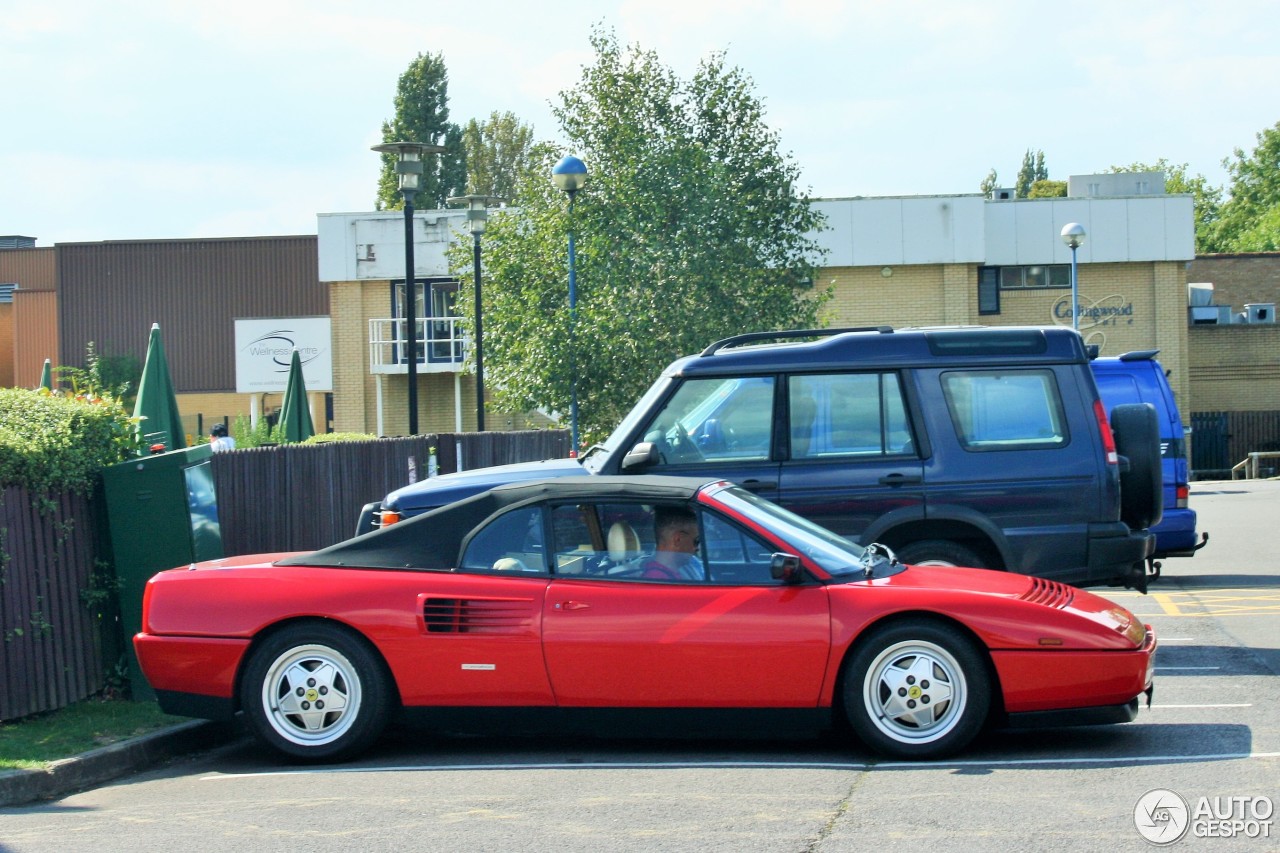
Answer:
[{"left": 234, "top": 317, "right": 333, "bottom": 393}]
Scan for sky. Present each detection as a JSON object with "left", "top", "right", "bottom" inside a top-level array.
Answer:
[{"left": 2, "top": 0, "right": 1277, "bottom": 247}]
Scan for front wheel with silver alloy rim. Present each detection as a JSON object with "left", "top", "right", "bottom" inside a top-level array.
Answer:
[{"left": 842, "top": 619, "right": 991, "bottom": 759}]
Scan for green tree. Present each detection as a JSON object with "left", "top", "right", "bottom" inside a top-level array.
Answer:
[
  {"left": 1015, "top": 149, "right": 1048, "bottom": 198},
  {"left": 376, "top": 52, "right": 468, "bottom": 210},
  {"left": 461, "top": 111, "right": 539, "bottom": 201},
  {"left": 1108, "top": 159, "right": 1224, "bottom": 252},
  {"left": 1027, "top": 179, "right": 1067, "bottom": 198},
  {"left": 1203, "top": 121, "right": 1280, "bottom": 252},
  {"left": 457, "top": 29, "right": 829, "bottom": 444},
  {"left": 979, "top": 168, "right": 999, "bottom": 197}
]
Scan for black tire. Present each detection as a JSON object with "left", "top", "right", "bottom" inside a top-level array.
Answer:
[
  {"left": 241, "top": 622, "right": 393, "bottom": 762},
  {"left": 842, "top": 620, "right": 991, "bottom": 759},
  {"left": 895, "top": 539, "right": 990, "bottom": 569},
  {"left": 1111, "top": 403, "right": 1163, "bottom": 531}
]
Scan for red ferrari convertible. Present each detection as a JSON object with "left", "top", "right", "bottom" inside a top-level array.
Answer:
[{"left": 135, "top": 476, "right": 1155, "bottom": 762}]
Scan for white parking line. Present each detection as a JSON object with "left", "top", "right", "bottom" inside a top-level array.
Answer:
[
  {"left": 1151, "top": 704, "right": 1252, "bottom": 709},
  {"left": 202, "top": 751, "right": 1280, "bottom": 780},
  {"left": 1157, "top": 666, "right": 1221, "bottom": 670}
]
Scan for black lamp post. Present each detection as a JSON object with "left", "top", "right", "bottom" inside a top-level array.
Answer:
[
  {"left": 371, "top": 140, "right": 445, "bottom": 435},
  {"left": 552, "top": 155, "right": 588, "bottom": 455},
  {"left": 447, "top": 194, "right": 503, "bottom": 432}
]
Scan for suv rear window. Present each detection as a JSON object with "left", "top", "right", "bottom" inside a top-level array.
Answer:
[{"left": 941, "top": 370, "right": 1068, "bottom": 450}]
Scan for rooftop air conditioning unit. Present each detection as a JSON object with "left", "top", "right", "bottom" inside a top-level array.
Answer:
[
  {"left": 1189, "top": 305, "right": 1232, "bottom": 325},
  {"left": 990, "top": 188, "right": 1016, "bottom": 201},
  {"left": 1188, "top": 282, "right": 1214, "bottom": 307},
  {"left": 1244, "top": 303, "right": 1276, "bottom": 324}
]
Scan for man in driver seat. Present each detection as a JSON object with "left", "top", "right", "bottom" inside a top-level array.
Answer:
[{"left": 640, "top": 506, "right": 706, "bottom": 581}]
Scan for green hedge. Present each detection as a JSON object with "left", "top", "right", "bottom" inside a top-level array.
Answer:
[{"left": 0, "top": 389, "right": 135, "bottom": 495}]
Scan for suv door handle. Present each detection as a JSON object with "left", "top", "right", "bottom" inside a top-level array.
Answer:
[
  {"left": 740, "top": 479, "right": 777, "bottom": 492},
  {"left": 879, "top": 473, "right": 923, "bottom": 486}
]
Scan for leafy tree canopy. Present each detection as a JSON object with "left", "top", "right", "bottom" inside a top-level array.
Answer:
[
  {"left": 376, "top": 52, "right": 467, "bottom": 210},
  {"left": 454, "top": 29, "right": 829, "bottom": 445},
  {"left": 461, "top": 111, "right": 540, "bottom": 201},
  {"left": 1027, "top": 179, "right": 1066, "bottom": 198},
  {"left": 1203, "top": 121, "right": 1280, "bottom": 252},
  {"left": 1015, "top": 149, "right": 1048, "bottom": 198}
]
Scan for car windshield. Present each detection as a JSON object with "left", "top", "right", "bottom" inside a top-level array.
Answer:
[
  {"left": 711, "top": 485, "right": 870, "bottom": 578},
  {"left": 586, "top": 375, "right": 675, "bottom": 473}
]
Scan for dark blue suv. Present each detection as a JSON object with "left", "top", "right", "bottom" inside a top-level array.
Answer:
[{"left": 359, "top": 326, "right": 1160, "bottom": 589}]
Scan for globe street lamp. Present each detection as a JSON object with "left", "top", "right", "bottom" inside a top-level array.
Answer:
[
  {"left": 552, "top": 155, "right": 588, "bottom": 455},
  {"left": 1060, "top": 222, "right": 1086, "bottom": 331},
  {"left": 447, "top": 194, "right": 504, "bottom": 432},
  {"left": 372, "top": 140, "right": 445, "bottom": 435}
]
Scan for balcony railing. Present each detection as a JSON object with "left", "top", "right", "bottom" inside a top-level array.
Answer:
[{"left": 369, "top": 317, "right": 467, "bottom": 374}]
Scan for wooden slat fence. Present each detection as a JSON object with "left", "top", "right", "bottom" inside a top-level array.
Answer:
[
  {"left": 1190, "top": 411, "right": 1280, "bottom": 479},
  {"left": 0, "top": 488, "right": 106, "bottom": 720},
  {"left": 210, "top": 430, "right": 570, "bottom": 556}
]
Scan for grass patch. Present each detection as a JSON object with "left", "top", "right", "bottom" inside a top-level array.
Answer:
[{"left": 0, "top": 697, "right": 190, "bottom": 770}]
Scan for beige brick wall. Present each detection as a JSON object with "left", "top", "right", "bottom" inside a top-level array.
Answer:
[
  {"left": 329, "top": 279, "right": 556, "bottom": 436},
  {"left": 1188, "top": 325, "right": 1280, "bottom": 412},
  {"left": 825, "top": 260, "right": 1193, "bottom": 410}
]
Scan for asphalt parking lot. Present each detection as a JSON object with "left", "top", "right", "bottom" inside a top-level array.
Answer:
[{"left": 1, "top": 479, "right": 1276, "bottom": 852}]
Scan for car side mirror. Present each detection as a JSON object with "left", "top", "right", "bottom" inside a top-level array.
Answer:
[
  {"left": 621, "top": 441, "right": 660, "bottom": 472},
  {"left": 770, "top": 552, "right": 803, "bottom": 584}
]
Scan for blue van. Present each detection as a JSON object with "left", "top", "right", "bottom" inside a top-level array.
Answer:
[{"left": 1091, "top": 350, "right": 1208, "bottom": 563}]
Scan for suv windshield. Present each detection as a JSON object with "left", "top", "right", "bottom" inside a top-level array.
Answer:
[
  {"left": 712, "top": 485, "right": 870, "bottom": 578},
  {"left": 586, "top": 376, "right": 675, "bottom": 473}
]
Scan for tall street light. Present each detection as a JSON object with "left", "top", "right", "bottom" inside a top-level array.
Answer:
[
  {"left": 372, "top": 140, "right": 445, "bottom": 435},
  {"left": 552, "top": 155, "right": 587, "bottom": 455},
  {"left": 447, "top": 194, "right": 503, "bottom": 432},
  {"left": 1060, "top": 222, "right": 1086, "bottom": 331}
]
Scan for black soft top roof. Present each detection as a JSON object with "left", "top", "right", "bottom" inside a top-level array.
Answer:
[{"left": 279, "top": 475, "right": 724, "bottom": 571}]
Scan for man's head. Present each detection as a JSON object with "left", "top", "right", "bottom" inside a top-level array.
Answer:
[{"left": 654, "top": 505, "right": 699, "bottom": 553}]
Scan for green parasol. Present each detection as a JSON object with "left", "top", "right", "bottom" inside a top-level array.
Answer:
[
  {"left": 132, "top": 323, "right": 186, "bottom": 452},
  {"left": 277, "top": 348, "right": 315, "bottom": 442}
]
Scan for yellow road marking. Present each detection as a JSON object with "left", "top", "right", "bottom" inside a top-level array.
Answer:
[{"left": 1101, "top": 588, "right": 1280, "bottom": 617}]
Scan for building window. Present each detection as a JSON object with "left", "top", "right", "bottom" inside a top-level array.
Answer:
[
  {"left": 992, "top": 265, "right": 1071, "bottom": 290},
  {"left": 978, "top": 267, "right": 1000, "bottom": 315}
]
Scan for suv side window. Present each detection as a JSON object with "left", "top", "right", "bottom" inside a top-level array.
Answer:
[
  {"left": 941, "top": 369, "right": 1068, "bottom": 450},
  {"left": 789, "top": 372, "right": 913, "bottom": 458},
  {"left": 641, "top": 376, "right": 775, "bottom": 464}
]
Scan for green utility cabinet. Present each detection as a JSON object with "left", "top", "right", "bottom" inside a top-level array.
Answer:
[{"left": 101, "top": 444, "right": 223, "bottom": 700}]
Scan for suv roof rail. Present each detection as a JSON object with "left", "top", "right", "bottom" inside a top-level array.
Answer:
[{"left": 700, "top": 326, "right": 894, "bottom": 357}]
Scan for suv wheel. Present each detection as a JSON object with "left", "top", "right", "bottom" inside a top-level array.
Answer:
[
  {"left": 895, "top": 540, "right": 989, "bottom": 569},
  {"left": 1111, "top": 403, "right": 1163, "bottom": 531}
]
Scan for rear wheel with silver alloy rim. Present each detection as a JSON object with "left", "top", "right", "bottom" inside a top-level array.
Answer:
[
  {"left": 242, "top": 623, "right": 392, "bottom": 762},
  {"left": 843, "top": 620, "right": 991, "bottom": 759}
]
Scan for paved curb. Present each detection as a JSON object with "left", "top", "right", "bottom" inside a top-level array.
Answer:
[{"left": 0, "top": 719, "right": 238, "bottom": 808}]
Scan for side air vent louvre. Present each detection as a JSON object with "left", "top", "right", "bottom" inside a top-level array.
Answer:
[
  {"left": 1018, "top": 577, "right": 1075, "bottom": 609},
  {"left": 422, "top": 597, "right": 535, "bottom": 634}
]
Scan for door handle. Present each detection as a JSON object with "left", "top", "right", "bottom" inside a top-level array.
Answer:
[
  {"left": 554, "top": 601, "right": 591, "bottom": 611},
  {"left": 741, "top": 479, "right": 777, "bottom": 492},
  {"left": 878, "top": 473, "right": 923, "bottom": 486}
]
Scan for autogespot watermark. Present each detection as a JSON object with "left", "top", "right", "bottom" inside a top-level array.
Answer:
[{"left": 1134, "top": 788, "right": 1274, "bottom": 845}]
